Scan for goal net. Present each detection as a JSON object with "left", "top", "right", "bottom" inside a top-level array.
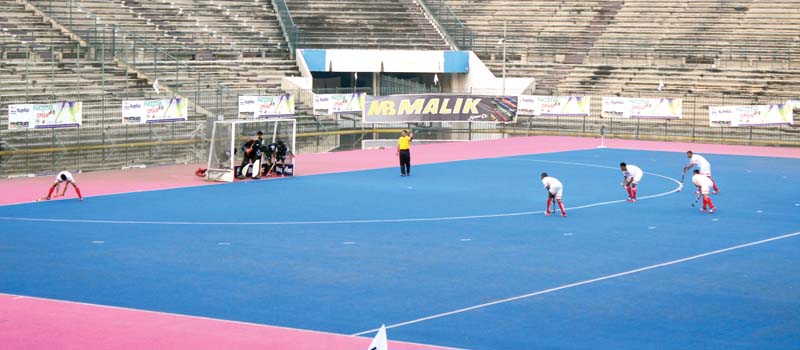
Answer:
[{"left": 206, "top": 119, "right": 297, "bottom": 182}]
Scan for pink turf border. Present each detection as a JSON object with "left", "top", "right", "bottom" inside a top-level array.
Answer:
[
  {"left": 0, "top": 293, "right": 454, "bottom": 350},
  {"left": 1, "top": 136, "right": 798, "bottom": 207}
]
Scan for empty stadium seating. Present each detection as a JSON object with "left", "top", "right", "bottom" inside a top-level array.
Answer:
[
  {"left": 286, "top": 0, "right": 449, "bottom": 50},
  {"left": 449, "top": 0, "right": 800, "bottom": 97},
  {"left": 0, "top": 0, "right": 155, "bottom": 128},
  {"left": 27, "top": 0, "right": 291, "bottom": 59}
]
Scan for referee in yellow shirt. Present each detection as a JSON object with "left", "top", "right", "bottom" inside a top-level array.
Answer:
[{"left": 397, "top": 129, "right": 413, "bottom": 176}]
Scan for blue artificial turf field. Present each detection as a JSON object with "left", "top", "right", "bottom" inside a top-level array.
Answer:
[{"left": 1, "top": 148, "right": 799, "bottom": 349}]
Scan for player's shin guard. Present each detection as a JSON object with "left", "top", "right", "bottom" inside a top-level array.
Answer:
[
  {"left": 704, "top": 196, "right": 714, "bottom": 209},
  {"left": 631, "top": 185, "right": 638, "bottom": 199},
  {"left": 46, "top": 185, "right": 56, "bottom": 199},
  {"left": 74, "top": 185, "right": 83, "bottom": 200},
  {"left": 625, "top": 185, "right": 633, "bottom": 198},
  {"left": 546, "top": 197, "right": 553, "bottom": 213},
  {"left": 252, "top": 160, "right": 261, "bottom": 178},
  {"left": 557, "top": 199, "right": 566, "bottom": 215},
  {"left": 709, "top": 177, "right": 719, "bottom": 192}
]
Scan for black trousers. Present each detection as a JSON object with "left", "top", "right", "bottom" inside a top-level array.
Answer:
[{"left": 399, "top": 149, "right": 411, "bottom": 175}]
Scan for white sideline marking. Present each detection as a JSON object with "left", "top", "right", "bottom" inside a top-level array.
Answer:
[
  {"left": 563, "top": 233, "right": 574, "bottom": 236},
  {"left": 343, "top": 241, "right": 357, "bottom": 245},
  {"left": 0, "top": 160, "right": 681, "bottom": 226},
  {"left": 459, "top": 238, "right": 472, "bottom": 242},
  {"left": 91, "top": 241, "right": 105, "bottom": 244},
  {"left": 352, "top": 230, "right": 800, "bottom": 336},
  {"left": 648, "top": 226, "right": 657, "bottom": 230},
  {"left": 217, "top": 242, "right": 231, "bottom": 246}
]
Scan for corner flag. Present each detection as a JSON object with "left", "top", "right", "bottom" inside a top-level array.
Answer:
[{"left": 368, "top": 324, "right": 388, "bottom": 350}]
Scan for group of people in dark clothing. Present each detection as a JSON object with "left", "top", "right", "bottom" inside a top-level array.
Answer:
[{"left": 238, "top": 131, "right": 291, "bottom": 179}]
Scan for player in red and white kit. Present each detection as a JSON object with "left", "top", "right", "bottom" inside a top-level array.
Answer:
[
  {"left": 42, "top": 171, "right": 83, "bottom": 201},
  {"left": 683, "top": 151, "right": 718, "bottom": 194},
  {"left": 692, "top": 169, "right": 716, "bottom": 213},
  {"left": 620, "top": 162, "right": 643, "bottom": 202},
  {"left": 541, "top": 172, "right": 566, "bottom": 217}
]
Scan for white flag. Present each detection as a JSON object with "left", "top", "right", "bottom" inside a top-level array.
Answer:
[
  {"left": 433, "top": 73, "right": 439, "bottom": 86},
  {"left": 153, "top": 79, "right": 160, "bottom": 94},
  {"left": 367, "top": 324, "right": 388, "bottom": 350}
]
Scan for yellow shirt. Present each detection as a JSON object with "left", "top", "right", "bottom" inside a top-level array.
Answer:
[{"left": 398, "top": 136, "right": 412, "bottom": 150}]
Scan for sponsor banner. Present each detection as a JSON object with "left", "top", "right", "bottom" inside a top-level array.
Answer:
[
  {"left": 8, "top": 101, "right": 82, "bottom": 130},
  {"left": 602, "top": 97, "right": 682, "bottom": 119},
  {"left": 709, "top": 103, "right": 793, "bottom": 127},
  {"left": 518, "top": 95, "right": 590, "bottom": 116},
  {"left": 122, "top": 98, "right": 188, "bottom": 125},
  {"left": 364, "top": 94, "right": 517, "bottom": 123},
  {"left": 314, "top": 93, "right": 366, "bottom": 115},
  {"left": 238, "top": 95, "right": 294, "bottom": 119}
]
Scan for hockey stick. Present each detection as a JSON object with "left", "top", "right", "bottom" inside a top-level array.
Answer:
[
  {"left": 264, "top": 162, "right": 277, "bottom": 177},
  {"left": 691, "top": 192, "right": 701, "bottom": 207}
]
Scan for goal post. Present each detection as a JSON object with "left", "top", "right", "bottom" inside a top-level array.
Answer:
[{"left": 206, "top": 118, "right": 297, "bottom": 182}]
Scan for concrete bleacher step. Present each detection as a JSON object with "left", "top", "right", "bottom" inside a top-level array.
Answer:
[
  {"left": 449, "top": 0, "right": 800, "bottom": 98},
  {"left": 286, "top": 0, "right": 449, "bottom": 50}
]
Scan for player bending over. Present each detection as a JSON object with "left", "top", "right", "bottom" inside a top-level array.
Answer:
[
  {"left": 43, "top": 171, "right": 83, "bottom": 201},
  {"left": 683, "top": 151, "right": 718, "bottom": 194},
  {"left": 274, "top": 140, "right": 292, "bottom": 175},
  {"left": 238, "top": 138, "right": 262, "bottom": 180},
  {"left": 541, "top": 172, "right": 566, "bottom": 217},
  {"left": 619, "top": 162, "right": 643, "bottom": 202},
  {"left": 692, "top": 169, "right": 716, "bottom": 213}
]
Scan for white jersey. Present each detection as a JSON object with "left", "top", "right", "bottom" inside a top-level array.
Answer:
[
  {"left": 542, "top": 176, "right": 564, "bottom": 198},
  {"left": 690, "top": 154, "right": 712, "bottom": 175},
  {"left": 692, "top": 173, "right": 713, "bottom": 193},
  {"left": 55, "top": 171, "right": 74, "bottom": 183},
  {"left": 623, "top": 165, "right": 643, "bottom": 182}
]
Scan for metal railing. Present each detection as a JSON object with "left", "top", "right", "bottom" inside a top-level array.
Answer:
[
  {"left": 272, "top": 0, "right": 304, "bottom": 56},
  {"left": 380, "top": 75, "right": 441, "bottom": 95},
  {"left": 418, "top": 0, "right": 474, "bottom": 50}
]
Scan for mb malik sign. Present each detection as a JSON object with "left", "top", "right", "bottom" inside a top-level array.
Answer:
[{"left": 364, "top": 94, "right": 517, "bottom": 123}]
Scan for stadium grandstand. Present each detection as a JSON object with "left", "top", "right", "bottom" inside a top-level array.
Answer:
[{"left": 1, "top": 0, "right": 799, "bottom": 349}]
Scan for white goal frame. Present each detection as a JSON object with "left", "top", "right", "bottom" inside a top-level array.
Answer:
[{"left": 206, "top": 118, "right": 297, "bottom": 182}]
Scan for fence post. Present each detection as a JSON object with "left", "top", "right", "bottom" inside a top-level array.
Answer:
[
  {"left": 691, "top": 97, "right": 696, "bottom": 141},
  {"left": 555, "top": 115, "right": 560, "bottom": 135},
  {"left": 175, "top": 64, "right": 180, "bottom": 96},
  {"left": 582, "top": 116, "right": 586, "bottom": 134},
  {"left": 195, "top": 73, "right": 200, "bottom": 116},
  {"left": 112, "top": 25, "right": 117, "bottom": 58},
  {"left": 154, "top": 46, "right": 159, "bottom": 82},
  {"left": 216, "top": 86, "right": 222, "bottom": 117}
]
